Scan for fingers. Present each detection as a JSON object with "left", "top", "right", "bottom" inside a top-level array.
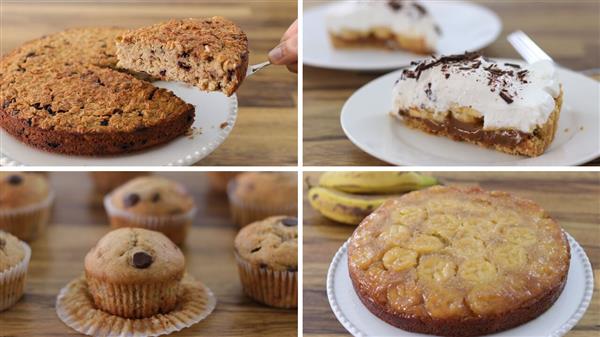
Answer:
[
  {"left": 268, "top": 34, "right": 298, "bottom": 66},
  {"left": 281, "top": 19, "right": 298, "bottom": 42},
  {"left": 286, "top": 64, "right": 298, "bottom": 73}
]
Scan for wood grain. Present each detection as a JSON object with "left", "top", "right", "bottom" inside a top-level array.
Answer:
[
  {"left": 303, "top": 0, "right": 600, "bottom": 166},
  {"left": 0, "top": 172, "right": 297, "bottom": 337},
  {"left": 1, "top": 1, "right": 298, "bottom": 166},
  {"left": 303, "top": 172, "right": 600, "bottom": 337}
]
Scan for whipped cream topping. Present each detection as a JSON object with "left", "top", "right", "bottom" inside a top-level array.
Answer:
[
  {"left": 391, "top": 52, "right": 561, "bottom": 133},
  {"left": 326, "top": 0, "right": 440, "bottom": 50}
]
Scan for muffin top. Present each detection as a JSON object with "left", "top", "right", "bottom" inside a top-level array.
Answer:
[
  {"left": 0, "top": 231, "right": 26, "bottom": 272},
  {"left": 234, "top": 216, "right": 298, "bottom": 271},
  {"left": 109, "top": 176, "right": 195, "bottom": 216},
  {"left": 0, "top": 172, "right": 51, "bottom": 210},
  {"left": 85, "top": 228, "right": 185, "bottom": 283},
  {"left": 229, "top": 172, "right": 297, "bottom": 208}
]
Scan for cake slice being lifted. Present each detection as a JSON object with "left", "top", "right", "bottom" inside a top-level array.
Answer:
[
  {"left": 326, "top": 0, "right": 440, "bottom": 54},
  {"left": 391, "top": 52, "right": 563, "bottom": 157},
  {"left": 116, "top": 17, "right": 249, "bottom": 97}
]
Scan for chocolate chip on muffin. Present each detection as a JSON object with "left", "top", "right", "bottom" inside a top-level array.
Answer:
[
  {"left": 234, "top": 215, "right": 298, "bottom": 308},
  {"left": 105, "top": 176, "right": 196, "bottom": 245}
]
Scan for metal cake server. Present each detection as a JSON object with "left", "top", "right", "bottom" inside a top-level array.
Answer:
[
  {"left": 507, "top": 30, "right": 553, "bottom": 64},
  {"left": 246, "top": 61, "right": 271, "bottom": 77}
]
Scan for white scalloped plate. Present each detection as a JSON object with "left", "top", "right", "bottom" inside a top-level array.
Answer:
[
  {"left": 0, "top": 81, "right": 237, "bottom": 166},
  {"left": 304, "top": 0, "right": 502, "bottom": 71},
  {"left": 340, "top": 60, "right": 600, "bottom": 165},
  {"left": 327, "top": 233, "right": 594, "bottom": 337}
]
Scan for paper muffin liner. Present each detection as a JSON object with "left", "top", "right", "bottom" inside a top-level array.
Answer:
[
  {"left": 234, "top": 252, "right": 297, "bottom": 308},
  {"left": 104, "top": 194, "right": 196, "bottom": 245},
  {"left": 0, "top": 240, "right": 31, "bottom": 311},
  {"left": 86, "top": 277, "right": 180, "bottom": 318},
  {"left": 56, "top": 274, "right": 216, "bottom": 337},
  {"left": 0, "top": 191, "right": 54, "bottom": 241},
  {"left": 227, "top": 183, "right": 297, "bottom": 227}
]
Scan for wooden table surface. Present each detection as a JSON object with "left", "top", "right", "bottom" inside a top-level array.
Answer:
[
  {"left": 1, "top": 1, "right": 298, "bottom": 166},
  {"left": 0, "top": 172, "right": 298, "bottom": 337},
  {"left": 303, "top": 172, "right": 600, "bottom": 337},
  {"left": 303, "top": 0, "right": 600, "bottom": 166}
]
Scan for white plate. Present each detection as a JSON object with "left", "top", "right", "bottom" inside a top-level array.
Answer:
[
  {"left": 0, "top": 81, "right": 237, "bottom": 166},
  {"left": 340, "top": 60, "right": 600, "bottom": 165},
  {"left": 304, "top": 0, "right": 502, "bottom": 71},
  {"left": 327, "top": 233, "right": 594, "bottom": 337}
]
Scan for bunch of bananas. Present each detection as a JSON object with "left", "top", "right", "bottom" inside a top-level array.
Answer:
[{"left": 308, "top": 172, "right": 438, "bottom": 225}]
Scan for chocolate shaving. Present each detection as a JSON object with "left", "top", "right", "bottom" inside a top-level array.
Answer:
[
  {"left": 413, "top": 3, "right": 427, "bottom": 15},
  {"left": 504, "top": 63, "right": 521, "bottom": 69},
  {"left": 387, "top": 0, "right": 402, "bottom": 11},
  {"left": 499, "top": 91, "right": 514, "bottom": 104}
]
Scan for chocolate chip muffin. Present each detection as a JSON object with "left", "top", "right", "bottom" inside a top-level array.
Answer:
[
  {"left": 116, "top": 17, "right": 249, "bottom": 96},
  {"left": 0, "top": 230, "right": 31, "bottom": 311},
  {"left": 89, "top": 172, "right": 150, "bottom": 195},
  {"left": 104, "top": 176, "right": 196, "bottom": 245},
  {"left": 206, "top": 172, "right": 239, "bottom": 193},
  {"left": 234, "top": 216, "right": 298, "bottom": 308},
  {"left": 84, "top": 228, "right": 185, "bottom": 318},
  {"left": 227, "top": 172, "right": 297, "bottom": 227},
  {"left": 0, "top": 172, "right": 54, "bottom": 241}
]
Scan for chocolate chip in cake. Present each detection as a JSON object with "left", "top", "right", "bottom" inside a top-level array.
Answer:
[
  {"left": 147, "top": 88, "right": 158, "bottom": 100},
  {"left": 123, "top": 193, "right": 140, "bottom": 207},
  {"left": 44, "top": 104, "right": 55, "bottom": 116},
  {"left": 250, "top": 246, "right": 262, "bottom": 253},
  {"left": 281, "top": 217, "right": 298, "bottom": 227},
  {"left": 151, "top": 193, "right": 161, "bottom": 203},
  {"left": 131, "top": 251, "right": 153, "bottom": 269},
  {"left": 177, "top": 61, "right": 192, "bottom": 71},
  {"left": 159, "top": 69, "right": 166, "bottom": 76},
  {"left": 6, "top": 175, "right": 23, "bottom": 185},
  {"left": 2, "top": 98, "right": 15, "bottom": 109},
  {"left": 259, "top": 263, "right": 268, "bottom": 269},
  {"left": 99, "top": 119, "right": 109, "bottom": 126}
]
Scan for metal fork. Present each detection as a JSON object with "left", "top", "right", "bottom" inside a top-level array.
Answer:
[
  {"left": 246, "top": 61, "right": 271, "bottom": 77},
  {"left": 507, "top": 30, "right": 553, "bottom": 64}
]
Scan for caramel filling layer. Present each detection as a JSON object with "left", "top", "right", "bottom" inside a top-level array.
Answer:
[{"left": 399, "top": 110, "right": 533, "bottom": 147}]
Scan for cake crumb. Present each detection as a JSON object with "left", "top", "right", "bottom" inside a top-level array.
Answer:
[
  {"left": 564, "top": 128, "right": 569, "bottom": 132},
  {"left": 185, "top": 127, "right": 203, "bottom": 139},
  {"left": 220, "top": 122, "right": 229, "bottom": 129},
  {"left": 580, "top": 126, "right": 584, "bottom": 131}
]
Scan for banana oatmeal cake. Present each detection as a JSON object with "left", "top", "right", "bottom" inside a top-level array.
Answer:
[
  {"left": 116, "top": 17, "right": 249, "bottom": 97},
  {"left": 1, "top": 28, "right": 194, "bottom": 155}
]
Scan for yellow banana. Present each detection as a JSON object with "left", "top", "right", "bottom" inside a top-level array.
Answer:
[
  {"left": 308, "top": 186, "right": 393, "bottom": 225},
  {"left": 318, "top": 171, "right": 437, "bottom": 194}
]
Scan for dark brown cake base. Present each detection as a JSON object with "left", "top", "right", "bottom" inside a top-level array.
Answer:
[{"left": 0, "top": 108, "right": 194, "bottom": 156}]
